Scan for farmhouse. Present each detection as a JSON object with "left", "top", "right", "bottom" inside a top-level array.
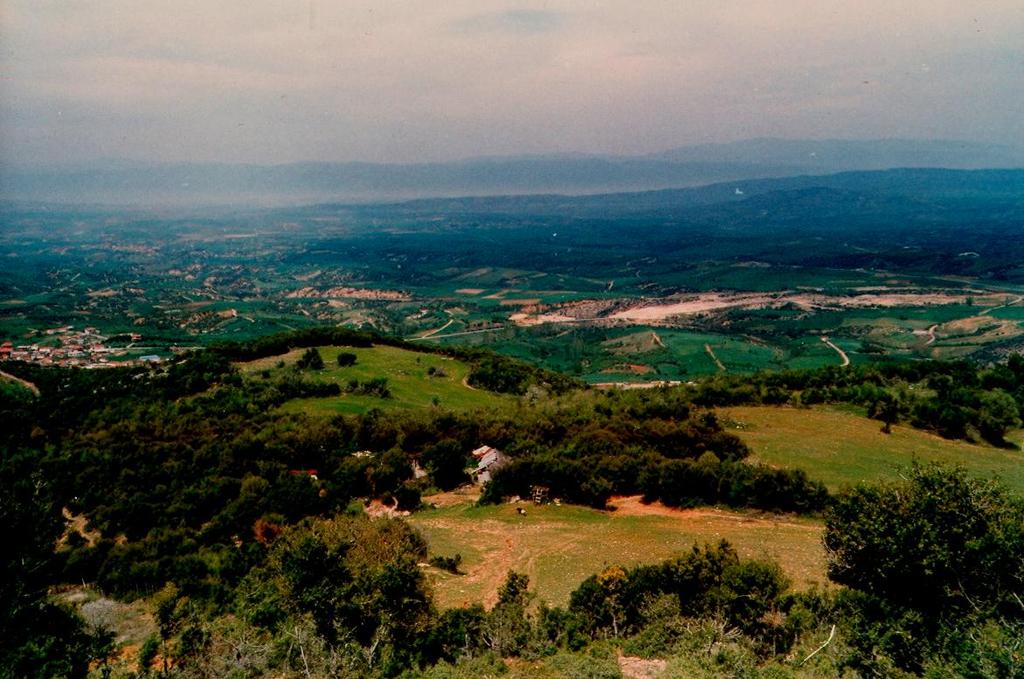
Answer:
[{"left": 470, "top": 444, "right": 507, "bottom": 485}]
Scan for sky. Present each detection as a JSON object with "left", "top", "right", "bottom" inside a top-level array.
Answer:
[{"left": 1, "top": 1, "right": 1022, "bottom": 166}]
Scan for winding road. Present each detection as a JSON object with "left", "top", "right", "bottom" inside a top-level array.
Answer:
[
  {"left": 820, "top": 336, "right": 850, "bottom": 367},
  {"left": 408, "top": 326, "right": 505, "bottom": 341},
  {"left": 979, "top": 294, "right": 1024, "bottom": 317},
  {"left": 704, "top": 344, "right": 726, "bottom": 372},
  {"left": 0, "top": 369, "right": 40, "bottom": 396},
  {"left": 413, "top": 318, "right": 454, "bottom": 340}
]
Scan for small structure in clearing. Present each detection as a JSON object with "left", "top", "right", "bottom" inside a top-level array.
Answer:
[
  {"left": 531, "top": 485, "right": 550, "bottom": 505},
  {"left": 470, "top": 445, "right": 507, "bottom": 485}
]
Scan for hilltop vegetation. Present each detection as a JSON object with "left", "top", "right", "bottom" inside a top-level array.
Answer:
[
  {"left": 2, "top": 326, "right": 1024, "bottom": 677},
  {"left": 240, "top": 345, "right": 509, "bottom": 414}
]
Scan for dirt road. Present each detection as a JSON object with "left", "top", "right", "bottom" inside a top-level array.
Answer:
[
  {"left": 413, "top": 318, "right": 454, "bottom": 339},
  {"left": 820, "top": 336, "right": 850, "bottom": 367},
  {"left": 0, "top": 369, "right": 40, "bottom": 396},
  {"left": 408, "top": 326, "right": 504, "bottom": 341},
  {"left": 704, "top": 343, "right": 726, "bottom": 372}
]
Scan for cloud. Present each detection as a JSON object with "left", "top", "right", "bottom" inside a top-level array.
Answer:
[
  {"left": 0, "top": 0, "right": 1022, "bottom": 166},
  {"left": 452, "top": 9, "right": 565, "bottom": 34}
]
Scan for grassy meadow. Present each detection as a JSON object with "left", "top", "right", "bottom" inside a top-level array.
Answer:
[
  {"left": 719, "top": 405, "right": 1024, "bottom": 493},
  {"left": 410, "top": 496, "right": 827, "bottom": 609},
  {"left": 237, "top": 344, "right": 509, "bottom": 414}
]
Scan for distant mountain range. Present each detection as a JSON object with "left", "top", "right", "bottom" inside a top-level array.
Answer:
[{"left": 2, "top": 138, "right": 1022, "bottom": 207}]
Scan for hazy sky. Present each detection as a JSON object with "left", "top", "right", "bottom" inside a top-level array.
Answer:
[{"left": 2, "top": 1, "right": 1022, "bottom": 166}]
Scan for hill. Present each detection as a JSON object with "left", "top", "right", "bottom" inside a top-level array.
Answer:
[
  {"left": 236, "top": 344, "right": 510, "bottom": 414},
  {"left": 4, "top": 138, "right": 1020, "bottom": 206}
]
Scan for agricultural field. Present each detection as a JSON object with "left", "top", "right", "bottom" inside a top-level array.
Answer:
[
  {"left": 4, "top": 170, "right": 1024, "bottom": 380},
  {"left": 237, "top": 344, "right": 509, "bottom": 414},
  {"left": 719, "top": 405, "right": 1024, "bottom": 493},
  {"left": 410, "top": 494, "right": 827, "bottom": 609}
]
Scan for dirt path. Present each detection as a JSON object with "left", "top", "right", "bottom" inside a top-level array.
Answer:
[
  {"left": 412, "top": 495, "right": 825, "bottom": 608},
  {"left": 417, "top": 515, "right": 585, "bottom": 608},
  {"left": 461, "top": 375, "right": 478, "bottom": 391},
  {"left": 925, "top": 324, "right": 938, "bottom": 346},
  {"left": 980, "top": 294, "right": 1024, "bottom": 317},
  {"left": 413, "top": 318, "right": 454, "bottom": 340},
  {"left": 607, "top": 495, "right": 819, "bottom": 532},
  {"left": 0, "top": 369, "right": 40, "bottom": 396},
  {"left": 820, "top": 336, "right": 850, "bottom": 367},
  {"left": 409, "top": 326, "right": 504, "bottom": 341},
  {"left": 704, "top": 343, "right": 726, "bottom": 372},
  {"left": 651, "top": 330, "right": 666, "bottom": 349}
]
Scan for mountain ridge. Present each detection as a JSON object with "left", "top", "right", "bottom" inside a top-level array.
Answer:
[{"left": 2, "top": 138, "right": 1022, "bottom": 207}]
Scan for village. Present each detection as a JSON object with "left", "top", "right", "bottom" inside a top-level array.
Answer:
[{"left": 0, "top": 325, "right": 162, "bottom": 369}]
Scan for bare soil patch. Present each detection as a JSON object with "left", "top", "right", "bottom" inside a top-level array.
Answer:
[
  {"left": 499, "top": 298, "right": 541, "bottom": 306},
  {"left": 619, "top": 655, "right": 667, "bottom": 679}
]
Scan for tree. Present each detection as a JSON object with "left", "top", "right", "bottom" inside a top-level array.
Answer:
[
  {"left": 595, "top": 566, "right": 628, "bottom": 637},
  {"left": 482, "top": 571, "right": 533, "bottom": 656},
  {"left": 421, "top": 440, "right": 469, "bottom": 491},
  {"left": 824, "top": 464, "right": 1024, "bottom": 617},
  {"left": 296, "top": 348, "right": 324, "bottom": 370},
  {"left": 0, "top": 450, "right": 110, "bottom": 679},
  {"left": 872, "top": 388, "right": 905, "bottom": 434},
  {"left": 824, "top": 464, "right": 1024, "bottom": 672},
  {"left": 976, "top": 388, "right": 1020, "bottom": 445},
  {"left": 337, "top": 352, "right": 357, "bottom": 367},
  {"left": 264, "top": 516, "right": 433, "bottom": 674}
]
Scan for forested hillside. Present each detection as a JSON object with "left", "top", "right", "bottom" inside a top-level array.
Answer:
[{"left": 2, "top": 328, "right": 1023, "bottom": 676}]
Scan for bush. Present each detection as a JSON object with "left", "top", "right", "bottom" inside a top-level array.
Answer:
[
  {"left": 296, "top": 347, "right": 324, "bottom": 370},
  {"left": 429, "top": 554, "right": 463, "bottom": 574},
  {"left": 395, "top": 482, "right": 422, "bottom": 511}
]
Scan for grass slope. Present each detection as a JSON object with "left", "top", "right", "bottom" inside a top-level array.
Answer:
[
  {"left": 238, "top": 345, "right": 509, "bottom": 414},
  {"left": 720, "top": 405, "right": 1024, "bottom": 493},
  {"left": 409, "top": 495, "right": 825, "bottom": 609}
]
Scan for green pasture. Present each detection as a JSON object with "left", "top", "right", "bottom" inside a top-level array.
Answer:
[
  {"left": 409, "top": 498, "right": 826, "bottom": 609},
  {"left": 720, "top": 405, "right": 1024, "bottom": 494},
  {"left": 238, "top": 344, "right": 509, "bottom": 414}
]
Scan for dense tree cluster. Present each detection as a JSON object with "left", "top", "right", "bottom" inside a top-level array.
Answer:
[
  {"left": 0, "top": 450, "right": 111, "bottom": 678},
  {"left": 824, "top": 465, "right": 1024, "bottom": 675}
]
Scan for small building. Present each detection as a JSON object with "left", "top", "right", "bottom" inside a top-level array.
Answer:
[
  {"left": 289, "top": 468, "right": 319, "bottom": 481},
  {"left": 412, "top": 460, "right": 429, "bottom": 479},
  {"left": 471, "top": 445, "right": 507, "bottom": 485},
  {"left": 0, "top": 342, "right": 11, "bottom": 360}
]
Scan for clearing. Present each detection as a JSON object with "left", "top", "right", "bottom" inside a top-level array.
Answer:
[
  {"left": 237, "top": 345, "right": 509, "bottom": 414},
  {"left": 720, "top": 405, "right": 1024, "bottom": 493},
  {"left": 409, "top": 496, "right": 826, "bottom": 609}
]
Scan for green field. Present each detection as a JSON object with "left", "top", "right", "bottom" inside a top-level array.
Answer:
[
  {"left": 720, "top": 405, "right": 1024, "bottom": 493},
  {"left": 409, "top": 495, "right": 826, "bottom": 609},
  {"left": 238, "top": 345, "right": 509, "bottom": 414}
]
